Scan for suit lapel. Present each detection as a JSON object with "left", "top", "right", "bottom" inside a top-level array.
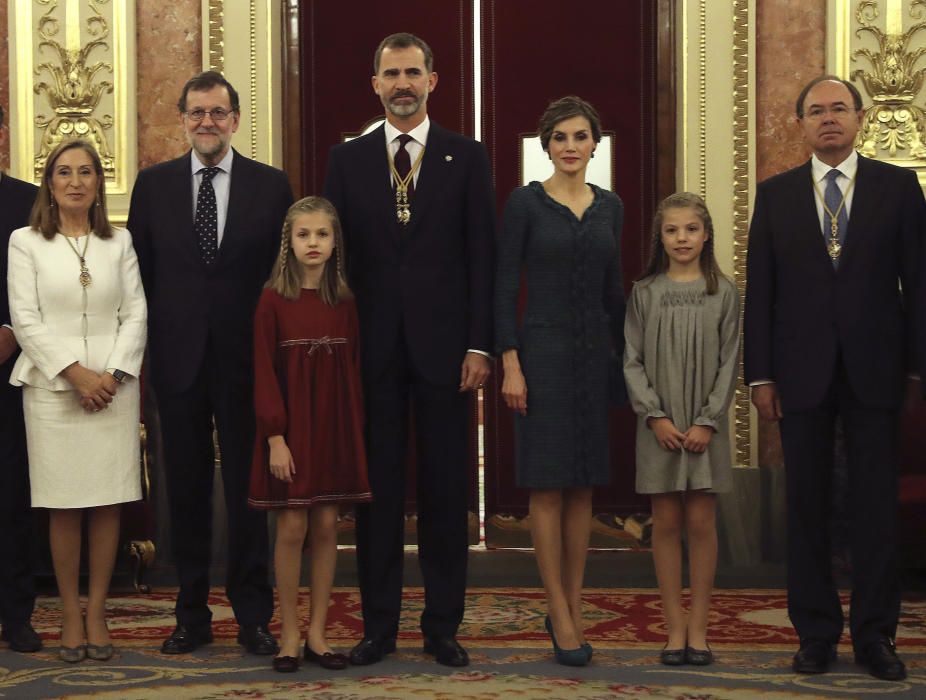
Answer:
[
  {"left": 792, "top": 160, "right": 838, "bottom": 273},
  {"left": 221, "top": 149, "right": 252, "bottom": 263},
  {"left": 169, "top": 154, "right": 200, "bottom": 265},
  {"left": 363, "top": 127, "right": 399, "bottom": 241},
  {"left": 404, "top": 123, "right": 447, "bottom": 241},
  {"left": 838, "top": 156, "right": 878, "bottom": 271}
]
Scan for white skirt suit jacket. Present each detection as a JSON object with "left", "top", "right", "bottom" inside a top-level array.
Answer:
[{"left": 7, "top": 226, "right": 147, "bottom": 508}]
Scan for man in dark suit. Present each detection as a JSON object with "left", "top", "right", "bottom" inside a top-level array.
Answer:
[
  {"left": 745, "top": 76, "right": 924, "bottom": 681},
  {"left": 0, "top": 105, "right": 41, "bottom": 654},
  {"left": 127, "top": 72, "right": 293, "bottom": 656},
  {"left": 324, "top": 33, "right": 494, "bottom": 668}
]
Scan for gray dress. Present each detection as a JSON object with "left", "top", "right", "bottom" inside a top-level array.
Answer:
[
  {"left": 623, "top": 274, "right": 740, "bottom": 494},
  {"left": 495, "top": 182, "right": 625, "bottom": 488}
]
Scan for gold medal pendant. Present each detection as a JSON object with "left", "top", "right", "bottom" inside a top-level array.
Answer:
[
  {"left": 827, "top": 219, "right": 841, "bottom": 261},
  {"left": 79, "top": 261, "right": 92, "bottom": 287},
  {"left": 396, "top": 187, "right": 411, "bottom": 225},
  {"left": 388, "top": 142, "right": 425, "bottom": 227}
]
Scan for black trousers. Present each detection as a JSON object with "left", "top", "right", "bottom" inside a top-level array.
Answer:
[
  {"left": 779, "top": 359, "right": 900, "bottom": 649},
  {"left": 356, "top": 340, "right": 470, "bottom": 640},
  {"left": 0, "top": 372, "right": 35, "bottom": 631},
  {"left": 155, "top": 345, "right": 272, "bottom": 630}
]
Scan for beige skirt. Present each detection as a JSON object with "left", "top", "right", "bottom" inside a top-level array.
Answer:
[{"left": 23, "top": 381, "right": 142, "bottom": 509}]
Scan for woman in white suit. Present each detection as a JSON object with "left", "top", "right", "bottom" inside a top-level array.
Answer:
[{"left": 7, "top": 139, "right": 146, "bottom": 662}]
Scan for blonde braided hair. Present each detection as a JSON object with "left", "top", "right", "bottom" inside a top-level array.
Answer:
[{"left": 266, "top": 196, "right": 352, "bottom": 305}]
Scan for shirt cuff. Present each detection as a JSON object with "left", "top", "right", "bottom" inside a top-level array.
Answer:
[
  {"left": 749, "top": 379, "right": 774, "bottom": 387},
  {"left": 466, "top": 348, "right": 492, "bottom": 359}
]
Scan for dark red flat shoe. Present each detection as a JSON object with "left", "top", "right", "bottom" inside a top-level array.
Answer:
[
  {"left": 272, "top": 654, "right": 300, "bottom": 673},
  {"left": 304, "top": 641, "right": 349, "bottom": 670}
]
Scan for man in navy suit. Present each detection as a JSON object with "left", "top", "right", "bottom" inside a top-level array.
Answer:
[
  {"left": 127, "top": 72, "right": 292, "bottom": 656},
  {"left": 0, "top": 105, "right": 41, "bottom": 654},
  {"left": 745, "top": 76, "right": 924, "bottom": 681},
  {"left": 324, "top": 33, "right": 495, "bottom": 668}
]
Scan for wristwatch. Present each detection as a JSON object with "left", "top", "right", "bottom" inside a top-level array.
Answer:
[{"left": 111, "top": 369, "right": 128, "bottom": 383}]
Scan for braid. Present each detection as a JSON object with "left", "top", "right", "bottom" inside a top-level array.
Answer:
[{"left": 278, "top": 227, "right": 290, "bottom": 272}]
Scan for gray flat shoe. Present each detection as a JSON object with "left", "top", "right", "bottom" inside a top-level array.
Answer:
[
  {"left": 86, "top": 643, "right": 114, "bottom": 661},
  {"left": 59, "top": 644, "right": 87, "bottom": 663}
]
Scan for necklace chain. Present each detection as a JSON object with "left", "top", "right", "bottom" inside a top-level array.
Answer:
[
  {"left": 811, "top": 171, "right": 856, "bottom": 261},
  {"left": 387, "top": 143, "right": 426, "bottom": 225},
  {"left": 62, "top": 233, "right": 92, "bottom": 287}
]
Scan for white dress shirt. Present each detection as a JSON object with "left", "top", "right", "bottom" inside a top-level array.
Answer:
[
  {"left": 191, "top": 148, "right": 234, "bottom": 245},
  {"left": 810, "top": 150, "right": 857, "bottom": 230},
  {"left": 384, "top": 117, "right": 429, "bottom": 188}
]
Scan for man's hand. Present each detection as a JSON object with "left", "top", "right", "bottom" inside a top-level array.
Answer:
[
  {"left": 751, "top": 383, "right": 782, "bottom": 421},
  {"left": 460, "top": 352, "right": 491, "bottom": 392},
  {"left": 648, "top": 417, "right": 686, "bottom": 451},
  {"left": 268, "top": 436, "right": 296, "bottom": 483},
  {"left": 0, "top": 326, "right": 18, "bottom": 365},
  {"left": 683, "top": 425, "right": 714, "bottom": 453}
]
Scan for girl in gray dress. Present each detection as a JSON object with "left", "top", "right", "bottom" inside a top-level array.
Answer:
[
  {"left": 496, "top": 97, "right": 625, "bottom": 667},
  {"left": 623, "top": 193, "right": 739, "bottom": 667}
]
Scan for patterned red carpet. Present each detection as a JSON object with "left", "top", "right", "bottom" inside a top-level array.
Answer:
[{"left": 2, "top": 588, "right": 925, "bottom": 698}]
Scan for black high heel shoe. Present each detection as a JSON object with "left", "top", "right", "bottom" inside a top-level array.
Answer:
[{"left": 544, "top": 615, "right": 588, "bottom": 667}]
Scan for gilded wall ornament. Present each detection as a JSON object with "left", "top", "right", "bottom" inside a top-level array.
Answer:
[
  {"left": 851, "top": 0, "right": 926, "bottom": 158},
  {"left": 32, "top": 0, "right": 115, "bottom": 178}
]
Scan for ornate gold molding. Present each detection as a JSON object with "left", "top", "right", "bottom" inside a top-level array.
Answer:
[
  {"left": 699, "top": 0, "right": 708, "bottom": 196},
  {"left": 33, "top": 0, "right": 114, "bottom": 177},
  {"left": 853, "top": 0, "right": 926, "bottom": 159},
  {"left": 206, "top": 0, "right": 224, "bottom": 72},
  {"left": 9, "top": 0, "right": 137, "bottom": 222},
  {"left": 830, "top": 0, "right": 926, "bottom": 183},
  {"left": 732, "top": 0, "right": 751, "bottom": 467}
]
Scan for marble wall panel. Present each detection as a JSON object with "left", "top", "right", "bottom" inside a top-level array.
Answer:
[
  {"left": 136, "top": 0, "right": 201, "bottom": 170},
  {"left": 755, "top": 0, "right": 826, "bottom": 466}
]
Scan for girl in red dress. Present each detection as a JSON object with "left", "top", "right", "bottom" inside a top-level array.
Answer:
[{"left": 248, "top": 196, "right": 371, "bottom": 673}]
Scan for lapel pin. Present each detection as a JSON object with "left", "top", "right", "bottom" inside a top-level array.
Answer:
[{"left": 445, "top": 155, "right": 453, "bottom": 162}]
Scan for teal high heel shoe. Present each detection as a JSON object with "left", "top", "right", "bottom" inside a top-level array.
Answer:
[{"left": 544, "top": 615, "right": 588, "bottom": 667}]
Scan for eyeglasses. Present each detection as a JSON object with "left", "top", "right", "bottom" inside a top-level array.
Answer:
[{"left": 184, "top": 108, "right": 235, "bottom": 122}]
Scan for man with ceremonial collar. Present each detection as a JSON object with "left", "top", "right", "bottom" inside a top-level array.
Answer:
[
  {"left": 127, "top": 72, "right": 292, "bottom": 656},
  {"left": 745, "top": 75, "right": 925, "bottom": 681},
  {"left": 324, "top": 32, "right": 495, "bottom": 668},
  {"left": 0, "top": 104, "right": 41, "bottom": 655}
]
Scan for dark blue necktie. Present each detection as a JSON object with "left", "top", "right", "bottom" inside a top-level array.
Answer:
[
  {"left": 823, "top": 169, "right": 848, "bottom": 269},
  {"left": 195, "top": 167, "right": 221, "bottom": 265}
]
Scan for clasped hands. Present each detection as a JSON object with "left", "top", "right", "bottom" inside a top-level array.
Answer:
[
  {"left": 62, "top": 363, "right": 119, "bottom": 412},
  {"left": 648, "top": 417, "right": 713, "bottom": 452}
]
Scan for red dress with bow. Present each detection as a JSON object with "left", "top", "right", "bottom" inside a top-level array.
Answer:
[{"left": 248, "top": 288, "right": 371, "bottom": 509}]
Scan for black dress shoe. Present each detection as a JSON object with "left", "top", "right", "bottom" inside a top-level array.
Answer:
[
  {"left": 272, "top": 654, "right": 300, "bottom": 673},
  {"left": 659, "top": 645, "right": 686, "bottom": 666},
  {"left": 161, "top": 624, "right": 213, "bottom": 654},
  {"left": 304, "top": 641, "right": 349, "bottom": 670},
  {"left": 792, "top": 639, "right": 836, "bottom": 674},
  {"left": 423, "top": 636, "right": 469, "bottom": 667},
  {"left": 854, "top": 639, "right": 907, "bottom": 681},
  {"left": 237, "top": 624, "right": 279, "bottom": 655},
  {"left": 1, "top": 623, "right": 42, "bottom": 653},
  {"left": 349, "top": 637, "right": 396, "bottom": 665},
  {"left": 685, "top": 645, "right": 714, "bottom": 666}
]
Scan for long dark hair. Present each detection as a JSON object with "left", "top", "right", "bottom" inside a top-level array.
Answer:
[
  {"left": 267, "top": 196, "right": 351, "bottom": 306},
  {"left": 29, "top": 139, "right": 112, "bottom": 240},
  {"left": 639, "top": 192, "right": 723, "bottom": 294}
]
